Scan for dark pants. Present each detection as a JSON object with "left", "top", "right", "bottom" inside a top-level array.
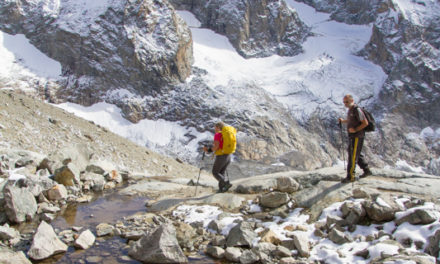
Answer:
[
  {"left": 347, "top": 136, "right": 369, "bottom": 180},
  {"left": 212, "top": 154, "right": 231, "bottom": 189}
]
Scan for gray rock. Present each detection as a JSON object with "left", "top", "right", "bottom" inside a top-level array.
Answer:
[
  {"left": 104, "top": 170, "right": 123, "bottom": 184},
  {"left": 174, "top": 221, "right": 197, "bottom": 250},
  {"left": 3, "top": 184, "right": 37, "bottom": 223},
  {"left": 128, "top": 224, "right": 188, "bottom": 263},
  {"left": 341, "top": 202, "right": 366, "bottom": 226},
  {"left": 280, "top": 240, "right": 296, "bottom": 251},
  {"left": 0, "top": 247, "right": 32, "bottom": 264},
  {"left": 0, "top": 224, "right": 20, "bottom": 240},
  {"left": 74, "top": 229, "right": 95, "bottom": 249},
  {"left": 225, "top": 247, "right": 242, "bottom": 262},
  {"left": 40, "top": 213, "right": 56, "bottom": 222},
  {"left": 0, "top": 149, "right": 46, "bottom": 171},
  {"left": 328, "top": 228, "right": 350, "bottom": 245},
  {"left": 37, "top": 203, "right": 60, "bottom": 214},
  {"left": 291, "top": 232, "right": 310, "bottom": 257},
  {"left": 260, "top": 192, "right": 290, "bottom": 208},
  {"left": 96, "top": 223, "right": 114, "bottom": 237},
  {"left": 363, "top": 196, "right": 399, "bottom": 222},
  {"left": 206, "top": 246, "right": 225, "bottom": 259},
  {"left": 235, "top": 178, "right": 278, "bottom": 194},
  {"left": 207, "top": 219, "right": 223, "bottom": 233},
  {"left": 274, "top": 245, "right": 292, "bottom": 258},
  {"left": 254, "top": 242, "right": 277, "bottom": 256},
  {"left": 54, "top": 163, "right": 80, "bottom": 187},
  {"left": 86, "top": 256, "right": 103, "bottom": 263},
  {"left": 202, "top": 193, "right": 246, "bottom": 210},
  {"left": 326, "top": 215, "right": 347, "bottom": 229},
  {"left": 27, "top": 221, "right": 68, "bottom": 260},
  {"left": 25, "top": 176, "right": 56, "bottom": 197},
  {"left": 276, "top": 177, "right": 300, "bottom": 193},
  {"left": 395, "top": 209, "right": 438, "bottom": 225},
  {"left": 279, "top": 257, "right": 298, "bottom": 264},
  {"left": 86, "top": 159, "right": 115, "bottom": 175},
  {"left": 122, "top": 230, "right": 145, "bottom": 241},
  {"left": 46, "top": 184, "right": 68, "bottom": 201},
  {"left": 240, "top": 249, "right": 260, "bottom": 264},
  {"left": 211, "top": 235, "right": 226, "bottom": 247},
  {"left": 352, "top": 187, "right": 371, "bottom": 199},
  {"left": 48, "top": 144, "right": 91, "bottom": 173},
  {"left": 226, "top": 221, "right": 258, "bottom": 247},
  {"left": 425, "top": 228, "right": 440, "bottom": 258}
]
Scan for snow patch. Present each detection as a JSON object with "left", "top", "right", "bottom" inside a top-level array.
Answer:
[
  {"left": 55, "top": 102, "right": 211, "bottom": 160},
  {"left": 0, "top": 32, "right": 62, "bottom": 79}
]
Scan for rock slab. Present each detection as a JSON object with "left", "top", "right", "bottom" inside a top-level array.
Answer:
[{"left": 27, "top": 221, "right": 68, "bottom": 260}]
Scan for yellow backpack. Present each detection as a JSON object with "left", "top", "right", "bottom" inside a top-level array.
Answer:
[{"left": 217, "top": 126, "right": 237, "bottom": 155}]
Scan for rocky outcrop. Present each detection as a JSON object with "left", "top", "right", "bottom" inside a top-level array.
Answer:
[
  {"left": 74, "top": 229, "right": 95, "bottom": 250},
  {"left": 27, "top": 221, "right": 68, "bottom": 260},
  {"left": 0, "top": 247, "right": 31, "bottom": 264},
  {"left": 3, "top": 184, "right": 37, "bottom": 223},
  {"left": 0, "top": 0, "right": 193, "bottom": 103},
  {"left": 297, "top": 0, "right": 385, "bottom": 24},
  {"left": 128, "top": 224, "right": 188, "bottom": 263},
  {"left": 170, "top": 0, "right": 309, "bottom": 58}
]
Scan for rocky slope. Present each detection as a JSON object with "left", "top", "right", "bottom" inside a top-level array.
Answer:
[{"left": 0, "top": 90, "right": 199, "bottom": 180}]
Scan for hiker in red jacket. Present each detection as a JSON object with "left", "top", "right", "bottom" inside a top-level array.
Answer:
[
  {"left": 338, "top": 94, "right": 372, "bottom": 183},
  {"left": 203, "top": 121, "right": 233, "bottom": 193}
]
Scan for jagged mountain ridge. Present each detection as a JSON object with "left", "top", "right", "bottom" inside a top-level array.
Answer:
[{"left": 0, "top": 0, "right": 439, "bottom": 176}]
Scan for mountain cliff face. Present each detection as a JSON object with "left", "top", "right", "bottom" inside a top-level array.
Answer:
[
  {"left": 0, "top": 0, "right": 439, "bottom": 176},
  {"left": 168, "top": 0, "right": 310, "bottom": 58},
  {"left": 0, "top": 0, "right": 193, "bottom": 104}
]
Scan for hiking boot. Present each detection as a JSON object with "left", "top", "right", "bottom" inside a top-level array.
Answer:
[
  {"left": 222, "top": 182, "right": 232, "bottom": 192},
  {"left": 360, "top": 168, "right": 372, "bottom": 178},
  {"left": 341, "top": 177, "right": 352, "bottom": 183}
]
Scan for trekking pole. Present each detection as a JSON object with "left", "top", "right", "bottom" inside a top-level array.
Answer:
[
  {"left": 339, "top": 121, "right": 346, "bottom": 170},
  {"left": 194, "top": 151, "right": 205, "bottom": 196}
]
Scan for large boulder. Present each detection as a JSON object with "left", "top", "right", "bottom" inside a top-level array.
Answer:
[
  {"left": 74, "top": 229, "right": 95, "bottom": 250},
  {"left": 259, "top": 192, "right": 290, "bottom": 208},
  {"left": 27, "top": 221, "right": 68, "bottom": 260},
  {"left": 129, "top": 224, "right": 188, "bottom": 263},
  {"left": 395, "top": 208, "right": 439, "bottom": 225},
  {"left": 0, "top": 247, "right": 32, "bottom": 264},
  {"left": 363, "top": 195, "right": 401, "bottom": 222},
  {"left": 0, "top": 224, "right": 20, "bottom": 241},
  {"left": 54, "top": 163, "right": 80, "bottom": 187},
  {"left": 46, "top": 184, "right": 68, "bottom": 201},
  {"left": 226, "top": 221, "right": 258, "bottom": 247},
  {"left": 3, "top": 184, "right": 37, "bottom": 223}
]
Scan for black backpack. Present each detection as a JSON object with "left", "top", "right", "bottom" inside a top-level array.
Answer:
[{"left": 355, "top": 106, "right": 376, "bottom": 132}]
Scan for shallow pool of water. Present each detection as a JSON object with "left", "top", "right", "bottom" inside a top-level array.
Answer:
[
  {"left": 51, "top": 190, "right": 147, "bottom": 231},
  {"left": 31, "top": 188, "right": 220, "bottom": 263}
]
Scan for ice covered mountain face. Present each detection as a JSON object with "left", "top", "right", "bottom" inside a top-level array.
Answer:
[{"left": 0, "top": 0, "right": 439, "bottom": 176}]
